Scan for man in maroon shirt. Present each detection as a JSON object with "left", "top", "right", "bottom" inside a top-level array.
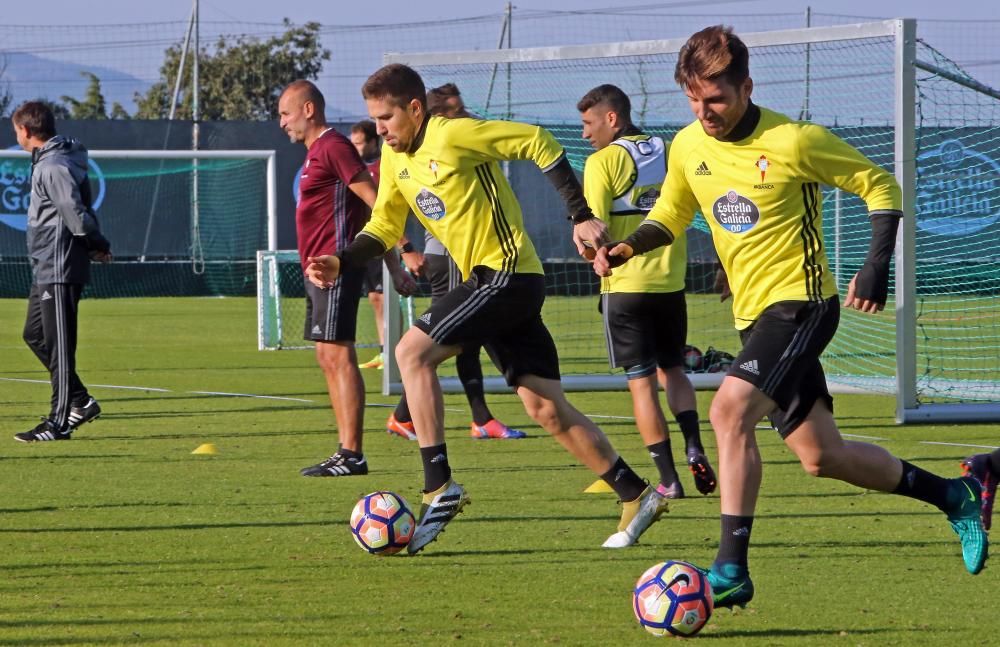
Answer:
[{"left": 278, "top": 80, "right": 414, "bottom": 477}]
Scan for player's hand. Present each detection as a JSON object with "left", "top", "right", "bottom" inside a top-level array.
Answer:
[
  {"left": 593, "top": 242, "right": 634, "bottom": 277},
  {"left": 390, "top": 267, "right": 417, "bottom": 297},
  {"left": 89, "top": 250, "right": 113, "bottom": 263},
  {"left": 400, "top": 250, "right": 425, "bottom": 277},
  {"left": 305, "top": 255, "right": 340, "bottom": 288},
  {"left": 573, "top": 218, "right": 610, "bottom": 259},
  {"left": 844, "top": 272, "right": 885, "bottom": 314}
]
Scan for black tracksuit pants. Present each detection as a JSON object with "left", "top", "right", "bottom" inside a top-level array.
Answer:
[{"left": 23, "top": 282, "right": 90, "bottom": 431}]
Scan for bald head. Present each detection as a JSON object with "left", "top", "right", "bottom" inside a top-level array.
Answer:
[{"left": 278, "top": 80, "right": 328, "bottom": 146}]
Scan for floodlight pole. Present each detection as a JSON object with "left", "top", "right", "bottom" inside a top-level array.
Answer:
[{"left": 191, "top": 0, "right": 204, "bottom": 274}]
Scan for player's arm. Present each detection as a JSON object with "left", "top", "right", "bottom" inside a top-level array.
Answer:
[
  {"left": 797, "top": 125, "right": 902, "bottom": 312},
  {"left": 43, "top": 165, "right": 112, "bottom": 258},
  {"left": 593, "top": 142, "right": 697, "bottom": 276},
  {"left": 452, "top": 118, "right": 608, "bottom": 253}
]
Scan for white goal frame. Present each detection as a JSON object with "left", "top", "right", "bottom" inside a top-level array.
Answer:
[{"left": 385, "top": 21, "right": 1000, "bottom": 423}]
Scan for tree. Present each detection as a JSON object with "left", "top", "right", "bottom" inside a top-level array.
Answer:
[
  {"left": 60, "top": 72, "right": 131, "bottom": 120},
  {"left": 135, "top": 19, "right": 330, "bottom": 121}
]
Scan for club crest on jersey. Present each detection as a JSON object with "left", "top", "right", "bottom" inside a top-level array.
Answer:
[
  {"left": 415, "top": 188, "right": 446, "bottom": 220},
  {"left": 712, "top": 190, "right": 760, "bottom": 234},
  {"left": 429, "top": 159, "right": 439, "bottom": 179},
  {"left": 754, "top": 155, "right": 774, "bottom": 189}
]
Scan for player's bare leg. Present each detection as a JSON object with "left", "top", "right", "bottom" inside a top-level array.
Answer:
[
  {"left": 515, "top": 374, "right": 669, "bottom": 548},
  {"left": 628, "top": 374, "right": 683, "bottom": 497},
  {"left": 660, "top": 366, "right": 716, "bottom": 494},
  {"left": 299, "top": 341, "right": 369, "bottom": 477},
  {"left": 394, "top": 327, "right": 468, "bottom": 554},
  {"left": 316, "top": 341, "right": 365, "bottom": 453}
]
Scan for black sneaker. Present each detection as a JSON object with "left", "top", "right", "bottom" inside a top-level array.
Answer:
[
  {"left": 300, "top": 452, "right": 369, "bottom": 477},
  {"left": 15, "top": 419, "right": 72, "bottom": 442},
  {"left": 687, "top": 449, "right": 718, "bottom": 495},
  {"left": 68, "top": 397, "right": 102, "bottom": 429}
]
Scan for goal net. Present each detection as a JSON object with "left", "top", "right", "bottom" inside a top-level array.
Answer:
[
  {"left": 0, "top": 149, "right": 276, "bottom": 298},
  {"left": 381, "top": 20, "right": 1000, "bottom": 422}
]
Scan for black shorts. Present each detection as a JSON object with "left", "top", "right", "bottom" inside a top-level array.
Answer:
[
  {"left": 423, "top": 252, "right": 461, "bottom": 304},
  {"left": 413, "top": 267, "right": 560, "bottom": 385},
  {"left": 303, "top": 267, "right": 364, "bottom": 342},
  {"left": 602, "top": 291, "right": 687, "bottom": 372},
  {"left": 729, "top": 297, "right": 840, "bottom": 438},
  {"left": 361, "top": 257, "right": 383, "bottom": 295}
]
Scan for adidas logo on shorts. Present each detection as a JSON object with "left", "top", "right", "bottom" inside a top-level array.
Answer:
[
  {"left": 41, "top": 290, "right": 53, "bottom": 301},
  {"left": 418, "top": 312, "right": 432, "bottom": 325},
  {"left": 738, "top": 359, "right": 759, "bottom": 375},
  {"left": 312, "top": 325, "right": 322, "bottom": 335}
]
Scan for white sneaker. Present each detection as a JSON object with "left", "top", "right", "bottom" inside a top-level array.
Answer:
[
  {"left": 603, "top": 486, "right": 669, "bottom": 548},
  {"left": 408, "top": 480, "right": 469, "bottom": 554}
]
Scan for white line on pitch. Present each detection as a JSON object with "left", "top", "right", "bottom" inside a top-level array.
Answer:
[
  {"left": 191, "top": 391, "right": 315, "bottom": 403},
  {"left": 920, "top": 441, "right": 997, "bottom": 450},
  {"left": 0, "top": 377, "right": 172, "bottom": 392},
  {"left": 843, "top": 433, "right": 887, "bottom": 441}
]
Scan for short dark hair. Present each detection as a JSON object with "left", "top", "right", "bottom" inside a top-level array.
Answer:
[
  {"left": 282, "top": 79, "right": 326, "bottom": 116},
  {"left": 12, "top": 101, "right": 56, "bottom": 139},
  {"left": 362, "top": 64, "right": 427, "bottom": 111},
  {"left": 674, "top": 25, "right": 749, "bottom": 89},
  {"left": 426, "top": 83, "right": 465, "bottom": 116},
  {"left": 351, "top": 119, "right": 378, "bottom": 143},
  {"left": 576, "top": 84, "right": 632, "bottom": 124}
]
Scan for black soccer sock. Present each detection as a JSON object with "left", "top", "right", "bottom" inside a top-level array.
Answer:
[
  {"left": 990, "top": 449, "right": 1000, "bottom": 478},
  {"left": 394, "top": 393, "right": 412, "bottom": 423},
  {"left": 420, "top": 443, "right": 452, "bottom": 493},
  {"left": 892, "top": 460, "right": 952, "bottom": 511},
  {"left": 600, "top": 457, "right": 648, "bottom": 502},
  {"left": 715, "top": 514, "right": 754, "bottom": 570},
  {"left": 457, "top": 346, "right": 492, "bottom": 426},
  {"left": 646, "top": 440, "right": 680, "bottom": 486},
  {"left": 339, "top": 446, "right": 362, "bottom": 460},
  {"left": 676, "top": 410, "right": 704, "bottom": 454}
]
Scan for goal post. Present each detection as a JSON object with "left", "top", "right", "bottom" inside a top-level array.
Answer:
[{"left": 382, "top": 19, "right": 1000, "bottom": 422}]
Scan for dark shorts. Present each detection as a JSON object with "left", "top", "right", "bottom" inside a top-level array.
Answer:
[
  {"left": 601, "top": 290, "right": 687, "bottom": 373},
  {"left": 729, "top": 297, "right": 840, "bottom": 438},
  {"left": 423, "top": 252, "right": 461, "bottom": 303},
  {"left": 361, "top": 257, "right": 383, "bottom": 295},
  {"left": 303, "top": 267, "right": 364, "bottom": 342},
  {"left": 413, "top": 267, "right": 560, "bottom": 386}
]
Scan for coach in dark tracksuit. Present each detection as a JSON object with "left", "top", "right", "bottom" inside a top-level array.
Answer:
[{"left": 11, "top": 101, "right": 111, "bottom": 442}]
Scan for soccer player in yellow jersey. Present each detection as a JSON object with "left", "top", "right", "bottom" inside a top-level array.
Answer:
[
  {"left": 595, "top": 26, "right": 988, "bottom": 606},
  {"left": 307, "top": 63, "right": 669, "bottom": 553},
  {"left": 578, "top": 84, "right": 716, "bottom": 499}
]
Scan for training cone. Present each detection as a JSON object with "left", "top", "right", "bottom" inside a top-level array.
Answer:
[
  {"left": 192, "top": 443, "right": 218, "bottom": 455},
  {"left": 584, "top": 479, "right": 614, "bottom": 493}
]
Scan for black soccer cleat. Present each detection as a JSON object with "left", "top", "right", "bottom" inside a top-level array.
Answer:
[
  {"left": 687, "top": 449, "right": 718, "bottom": 495},
  {"left": 15, "top": 419, "right": 72, "bottom": 443},
  {"left": 68, "top": 397, "right": 102, "bottom": 429},
  {"left": 300, "top": 452, "right": 369, "bottom": 477}
]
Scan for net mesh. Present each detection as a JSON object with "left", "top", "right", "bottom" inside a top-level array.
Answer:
[{"left": 0, "top": 153, "right": 270, "bottom": 297}]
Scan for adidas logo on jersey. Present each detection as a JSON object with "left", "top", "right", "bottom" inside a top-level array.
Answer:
[
  {"left": 398, "top": 168, "right": 410, "bottom": 180},
  {"left": 418, "top": 312, "right": 432, "bottom": 325},
  {"left": 695, "top": 161, "right": 712, "bottom": 175},
  {"left": 739, "top": 359, "right": 760, "bottom": 375},
  {"left": 40, "top": 290, "right": 53, "bottom": 301}
]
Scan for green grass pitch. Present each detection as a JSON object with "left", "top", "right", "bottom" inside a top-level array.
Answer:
[{"left": 0, "top": 297, "right": 996, "bottom": 645}]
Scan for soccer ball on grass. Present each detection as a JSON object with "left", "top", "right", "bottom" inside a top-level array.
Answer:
[
  {"left": 349, "top": 491, "right": 415, "bottom": 555},
  {"left": 633, "top": 560, "right": 713, "bottom": 637}
]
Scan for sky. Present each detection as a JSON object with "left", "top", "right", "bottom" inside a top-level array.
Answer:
[
  {"left": 3, "top": 0, "right": 997, "bottom": 28},
  {"left": 2, "top": 0, "right": 997, "bottom": 121}
]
